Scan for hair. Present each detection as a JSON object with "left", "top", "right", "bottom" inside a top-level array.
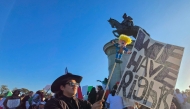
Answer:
[
  {"left": 111, "top": 85, "right": 118, "bottom": 96},
  {"left": 97, "top": 85, "right": 103, "bottom": 90},
  {"left": 104, "top": 78, "right": 108, "bottom": 83},
  {"left": 55, "top": 90, "right": 63, "bottom": 99},
  {"left": 111, "top": 90, "right": 116, "bottom": 96},
  {"left": 35, "top": 91, "right": 44, "bottom": 101},
  {"left": 54, "top": 81, "right": 68, "bottom": 99},
  {"left": 123, "top": 13, "right": 127, "bottom": 18},
  {"left": 21, "top": 94, "right": 25, "bottom": 97},
  {"left": 55, "top": 78, "right": 80, "bottom": 98},
  {"left": 90, "top": 87, "right": 96, "bottom": 94},
  {"left": 119, "top": 34, "right": 132, "bottom": 45},
  {"left": 12, "top": 90, "right": 20, "bottom": 96}
]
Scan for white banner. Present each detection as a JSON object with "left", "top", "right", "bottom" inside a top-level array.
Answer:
[
  {"left": 82, "top": 85, "right": 88, "bottom": 95},
  {"left": 7, "top": 99, "right": 20, "bottom": 108},
  {"left": 43, "top": 85, "right": 51, "bottom": 91},
  {"left": 117, "top": 28, "right": 184, "bottom": 109}
]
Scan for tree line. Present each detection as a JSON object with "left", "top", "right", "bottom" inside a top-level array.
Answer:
[{"left": 0, "top": 85, "right": 30, "bottom": 96}]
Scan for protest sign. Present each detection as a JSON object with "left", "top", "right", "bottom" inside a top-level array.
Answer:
[{"left": 117, "top": 28, "right": 184, "bottom": 109}]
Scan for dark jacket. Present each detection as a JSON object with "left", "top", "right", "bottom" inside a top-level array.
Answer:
[
  {"left": 88, "top": 92, "right": 97, "bottom": 105},
  {"left": 44, "top": 95, "right": 92, "bottom": 109},
  {"left": 20, "top": 95, "right": 31, "bottom": 109}
]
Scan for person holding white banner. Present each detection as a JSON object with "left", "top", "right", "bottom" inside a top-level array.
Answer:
[
  {"left": 175, "top": 89, "right": 190, "bottom": 109},
  {"left": 3, "top": 89, "right": 21, "bottom": 109}
]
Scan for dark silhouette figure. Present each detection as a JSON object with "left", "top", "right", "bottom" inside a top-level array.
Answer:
[{"left": 88, "top": 87, "right": 97, "bottom": 105}]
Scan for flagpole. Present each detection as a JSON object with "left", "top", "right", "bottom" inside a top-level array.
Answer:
[
  {"left": 101, "top": 62, "right": 117, "bottom": 100},
  {"left": 45, "top": 88, "right": 50, "bottom": 95}
]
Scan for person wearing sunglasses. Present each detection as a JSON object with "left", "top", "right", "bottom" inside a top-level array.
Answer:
[{"left": 45, "top": 73, "right": 103, "bottom": 109}]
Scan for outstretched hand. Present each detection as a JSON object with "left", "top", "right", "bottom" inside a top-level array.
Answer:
[
  {"left": 91, "top": 100, "right": 104, "bottom": 109},
  {"left": 97, "top": 80, "right": 102, "bottom": 82}
]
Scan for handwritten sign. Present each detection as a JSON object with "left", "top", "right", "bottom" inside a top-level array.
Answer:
[{"left": 117, "top": 29, "right": 184, "bottom": 109}]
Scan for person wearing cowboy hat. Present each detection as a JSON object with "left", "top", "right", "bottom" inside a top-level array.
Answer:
[{"left": 45, "top": 73, "right": 103, "bottom": 109}]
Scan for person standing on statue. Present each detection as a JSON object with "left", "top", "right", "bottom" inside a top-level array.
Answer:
[
  {"left": 121, "top": 13, "right": 134, "bottom": 28},
  {"left": 112, "top": 34, "right": 132, "bottom": 63},
  {"left": 97, "top": 78, "right": 108, "bottom": 90}
]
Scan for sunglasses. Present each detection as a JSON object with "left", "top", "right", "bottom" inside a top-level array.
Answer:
[{"left": 66, "top": 82, "right": 80, "bottom": 87}]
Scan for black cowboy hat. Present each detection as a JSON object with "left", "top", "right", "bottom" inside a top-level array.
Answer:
[{"left": 51, "top": 73, "right": 82, "bottom": 93}]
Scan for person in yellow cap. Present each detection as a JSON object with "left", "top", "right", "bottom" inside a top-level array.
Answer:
[{"left": 112, "top": 34, "right": 132, "bottom": 63}]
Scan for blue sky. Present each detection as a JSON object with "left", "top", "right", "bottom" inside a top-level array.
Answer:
[{"left": 0, "top": 0, "right": 190, "bottom": 92}]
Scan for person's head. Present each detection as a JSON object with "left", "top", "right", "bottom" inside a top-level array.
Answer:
[
  {"left": 104, "top": 78, "right": 108, "bottom": 83},
  {"left": 36, "top": 90, "right": 41, "bottom": 95},
  {"left": 51, "top": 73, "right": 82, "bottom": 98},
  {"left": 91, "top": 87, "right": 96, "bottom": 92},
  {"left": 116, "top": 82, "right": 120, "bottom": 86},
  {"left": 90, "top": 87, "right": 96, "bottom": 94},
  {"left": 13, "top": 89, "right": 21, "bottom": 96},
  {"left": 60, "top": 79, "right": 79, "bottom": 97},
  {"left": 29, "top": 91, "right": 33, "bottom": 96},
  {"left": 175, "top": 89, "right": 180, "bottom": 93},
  {"left": 97, "top": 85, "right": 103, "bottom": 91},
  {"left": 21, "top": 94, "right": 25, "bottom": 98},
  {"left": 118, "top": 34, "right": 132, "bottom": 47},
  {"left": 111, "top": 85, "right": 118, "bottom": 96},
  {"left": 123, "top": 13, "right": 128, "bottom": 19},
  {"left": 170, "top": 102, "right": 176, "bottom": 109}
]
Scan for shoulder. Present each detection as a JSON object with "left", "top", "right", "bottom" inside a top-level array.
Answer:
[
  {"left": 77, "top": 99, "right": 92, "bottom": 109},
  {"left": 45, "top": 98, "right": 66, "bottom": 109}
]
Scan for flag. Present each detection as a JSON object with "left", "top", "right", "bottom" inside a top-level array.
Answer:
[
  {"left": 6, "top": 91, "right": 13, "bottom": 97},
  {"left": 65, "top": 67, "right": 68, "bottom": 74},
  {"left": 77, "top": 86, "right": 83, "bottom": 100},
  {"left": 88, "top": 86, "right": 93, "bottom": 93},
  {"left": 43, "top": 85, "right": 51, "bottom": 91}
]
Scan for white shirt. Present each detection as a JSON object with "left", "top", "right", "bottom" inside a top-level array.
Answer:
[
  {"left": 175, "top": 93, "right": 185, "bottom": 104},
  {"left": 106, "top": 94, "right": 123, "bottom": 109}
]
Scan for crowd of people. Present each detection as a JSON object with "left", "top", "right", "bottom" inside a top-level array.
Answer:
[
  {"left": 0, "top": 73, "right": 190, "bottom": 109},
  {"left": 0, "top": 89, "right": 53, "bottom": 109}
]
